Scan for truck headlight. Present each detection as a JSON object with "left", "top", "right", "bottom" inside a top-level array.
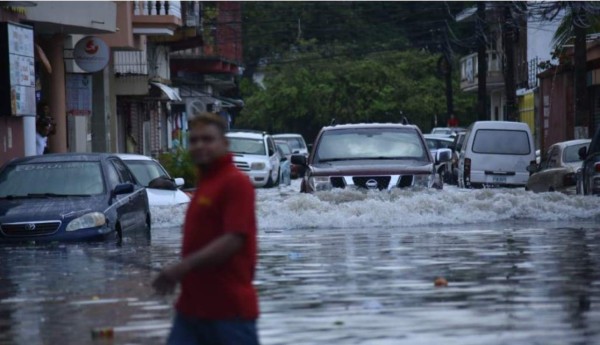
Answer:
[
  {"left": 413, "top": 174, "right": 433, "bottom": 188},
  {"left": 309, "top": 176, "right": 332, "bottom": 191},
  {"left": 66, "top": 212, "right": 106, "bottom": 232},
  {"left": 251, "top": 162, "right": 266, "bottom": 170}
]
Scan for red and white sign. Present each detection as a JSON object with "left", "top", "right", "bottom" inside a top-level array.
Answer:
[{"left": 73, "top": 36, "right": 109, "bottom": 73}]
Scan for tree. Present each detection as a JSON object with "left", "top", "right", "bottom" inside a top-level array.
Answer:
[{"left": 238, "top": 50, "right": 476, "bottom": 142}]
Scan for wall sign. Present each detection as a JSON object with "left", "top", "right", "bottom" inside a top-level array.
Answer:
[
  {"left": 0, "top": 23, "right": 36, "bottom": 116},
  {"left": 73, "top": 36, "right": 110, "bottom": 73},
  {"left": 66, "top": 74, "right": 92, "bottom": 116}
]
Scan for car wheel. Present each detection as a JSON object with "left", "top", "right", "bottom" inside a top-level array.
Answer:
[
  {"left": 265, "top": 171, "right": 276, "bottom": 188},
  {"left": 116, "top": 223, "right": 123, "bottom": 244},
  {"left": 146, "top": 213, "right": 152, "bottom": 231},
  {"left": 274, "top": 168, "right": 281, "bottom": 187}
]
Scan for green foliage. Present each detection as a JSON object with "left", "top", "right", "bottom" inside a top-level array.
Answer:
[
  {"left": 238, "top": 50, "right": 476, "bottom": 143},
  {"left": 158, "top": 149, "right": 197, "bottom": 189}
]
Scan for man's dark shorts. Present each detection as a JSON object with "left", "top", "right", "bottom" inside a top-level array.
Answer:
[{"left": 167, "top": 313, "right": 260, "bottom": 345}]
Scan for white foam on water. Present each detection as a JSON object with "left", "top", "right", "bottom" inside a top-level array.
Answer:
[
  {"left": 150, "top": 204, "right": 188, "bottom": 228},
  {"left": 150, "top": 181, "right": 600, "bottom": 230}
]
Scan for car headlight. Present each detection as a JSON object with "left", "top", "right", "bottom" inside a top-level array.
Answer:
[
  {"left": 309, "top": 176, "right": 332, "bottom": 191},
  {"left": 251, "top": 162, "right": 266, "bottom": 170},
  {"left": 66, "top": 212, "right": 106, "bottom": 232},
  {"left": 413, "top": 174, "right": 433, "bottom": 188}
]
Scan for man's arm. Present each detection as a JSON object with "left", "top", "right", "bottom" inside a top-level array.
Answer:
[{"left": 152, "top": 233, "right": 245, "bottom": 295}]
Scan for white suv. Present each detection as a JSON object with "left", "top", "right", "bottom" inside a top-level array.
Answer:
[{"left": 227, "top": 131, "right": 282, "bottom": 188}]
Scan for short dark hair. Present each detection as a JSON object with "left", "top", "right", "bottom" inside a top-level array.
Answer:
[{"left": 188, "top": 112, "right": 227, "bottom": 135}]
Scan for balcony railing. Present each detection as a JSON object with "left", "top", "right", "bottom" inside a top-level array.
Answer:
[
  {"left": 133, "top": 1, "right": 181, "bottom": 18},
  {"left": 132, "top": 1, "right": 182, "bottom": 36},
  {"left": 460, "top": 51, "right": 504, "bottom": 92},
  {"left": 114, "top": 51, "right": 148, "bottom": 76}
]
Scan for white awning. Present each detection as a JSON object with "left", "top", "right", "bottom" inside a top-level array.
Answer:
[{"left": 150, "top": 82, "right": 182, "bottom": 101}]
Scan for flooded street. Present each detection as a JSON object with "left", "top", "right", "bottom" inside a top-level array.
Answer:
[{"left": 1, "top": 182, "right": 600, "bottom": 344}]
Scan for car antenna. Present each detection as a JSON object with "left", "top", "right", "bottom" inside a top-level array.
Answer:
[
  {"left": 401, "top": 116, "right": 409, "bottom": 125},
  {"left": 330, "top": 118, "right": 337, "bottom": 126}
]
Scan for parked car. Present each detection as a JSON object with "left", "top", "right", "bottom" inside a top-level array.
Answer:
[
  {"left": 227, "top": 130, "right": 282, "bottom": 188},
  {"left": 526, "top": 139, "right": 590, "bottom": 194},
  {"left": 292, "top": 123, "right": 451, "bottom": 193},
  {"left": 424, "top": 134, "right": 454, "bottom": 184},
  {"left": 577, "top": 128, "right": 600, "bottom": 195},
  {"left": 0, "top": 153, "right": 150, "bottom": 242},
  {"left": 273, "top": 133, "right": 309, "bottom": 178},
  {"left": 275, "top": 141, "right": 292, "bottom": 186},
  {"left": 116, "top": 154, "right": 190, "bottom": 206},
  {"left": 431, "top": 127, "right": 466, "bottom": 137},
  {"left": 449, "top": 132, "right": 467, "bottom": 185},
  {"left": 458, "top": 121, "right": 535, "bottom": 188}
]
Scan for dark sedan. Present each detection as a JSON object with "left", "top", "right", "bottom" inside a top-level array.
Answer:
[
  {"left": 292, "top": 123, "right": 450, "bottom": 192},
  {"left": 0, "top": 154, "right": 150, "bottom": 242}
]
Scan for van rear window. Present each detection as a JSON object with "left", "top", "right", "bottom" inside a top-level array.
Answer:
[{"left": 472, "top": 129, "right": 531, "bottom": 155}]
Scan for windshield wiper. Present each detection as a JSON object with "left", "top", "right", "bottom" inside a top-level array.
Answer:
[{"left": 26, "top": 193, "right": 92, "bottom": 198}]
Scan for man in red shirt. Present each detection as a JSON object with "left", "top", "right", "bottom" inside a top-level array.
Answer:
[
  {"left": 152, "top": 112, "right": 259, "bottom": 345},
  {"left": 447, "top": 113, "right": 459, "bottom": 128}
]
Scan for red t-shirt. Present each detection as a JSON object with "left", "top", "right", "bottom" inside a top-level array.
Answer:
[
  {"left": 175, "top": 154, "right": 259, "bottom": 320},
  {"left": 447, "top": 118, "right": 459, "bottom": 127}
]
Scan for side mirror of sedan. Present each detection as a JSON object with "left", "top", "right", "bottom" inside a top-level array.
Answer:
[
  {"left": 579, "top": 146, "right": 588, "bottom": 160},
  {"left": 174, "top": 177, "right": 185, "bottom": 187},
  {"left": 435, "top": 148, "right": 452, "bottom": 164},
  {"left": 526, "top": 161, "right": 538, "bottom": 174},
  {"left": 280, "top": 156, "right": 287, "bottom": 162},
  {"left": 291, "top": 154, "right": 307, "bottom": 166},
  {"left": 114, "top": 183, "right": 134, "bottom": 196}
]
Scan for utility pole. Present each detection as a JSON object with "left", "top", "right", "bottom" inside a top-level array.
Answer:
[
  {"left": 438, "top": 27, "right": 454, "bottom": 122},
  {"left": 503, "top": 3, "right": 518, "bottom": 122},
  {"left": 573, "top": 4, "right": 590, "bottom": 139},
  {"left": 476, "top": 1, "right": 487, "bottom": 121}
]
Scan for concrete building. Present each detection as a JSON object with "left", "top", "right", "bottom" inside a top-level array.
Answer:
[
  {"left": 0, "top": 2, "right": 117, "bottom": 166},
  {"left": 457, "top": 4, "right": 528, "bottom": 123}
]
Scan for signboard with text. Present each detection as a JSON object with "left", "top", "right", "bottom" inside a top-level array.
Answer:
[
  {"left": 66, "top": 74, "right": 92, "bottom": 116},
  {"left": 0, "top": 22, "right": 36, "bottom": 116}
]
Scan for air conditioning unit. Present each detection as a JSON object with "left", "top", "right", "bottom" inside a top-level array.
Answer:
[{"left": 64, "top": 35, "right": 86, "bottom": 74}]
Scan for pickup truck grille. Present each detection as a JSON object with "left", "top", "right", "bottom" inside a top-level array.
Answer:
[
  {"left": 1, "top": 221, "right": 62, "bottom": 237},
  {"left": 234, "top": 162, "right": 250, "bottom": 172},
  {"left": 352, "top": 176, "right": 391, "bottom": 190}
]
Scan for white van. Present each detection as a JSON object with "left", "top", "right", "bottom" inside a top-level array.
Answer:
[{"left": 458, "top": 121, "right": 535, "bottom": 188}]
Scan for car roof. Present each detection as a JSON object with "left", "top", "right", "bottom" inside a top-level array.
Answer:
[
  {"left": 550, "top": 139, "right": 591, "bottom": 148},
  {"left": 226, "top": 131, "right": 266, "bottom": 139},
  {"left": 470, "top": 121, "right": 530, "bottom": 130},
  {"left": 7, "top": 153, "right": 115, "bottom": 165},
  {"left": 273, "top": 133, "right": 304, "bottom": 138},
  {"left": 114, "top": 153, "right": 155, "bottom": 161},
  {"left": 424, "top": 134, "right": 454, "bottom": 142},
  {"left": 321, "top": 123, "right": 420, "bottom": 131}
]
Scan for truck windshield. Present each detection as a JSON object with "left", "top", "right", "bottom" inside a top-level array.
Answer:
[
  {"left": 315, "top": 128, "right": 427, "bottom": 162},
  {"left": 228, "top": 137, "right": 266, "bottom": 156}
]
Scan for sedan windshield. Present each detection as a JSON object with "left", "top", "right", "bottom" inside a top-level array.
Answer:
[
  {"left": 124, "top": 160, "right": 169, "bottom": 187},
  {"left": 315, "top": 128, "right": 427, "bottom": 162},
  {"left": 229, "top": 137, "right": 266, "bottom": 155},
  {"left": 0, "top": 162, "right": 104, "bottom": 197}
]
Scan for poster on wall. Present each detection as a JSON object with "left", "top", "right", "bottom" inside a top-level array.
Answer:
[
  {"left": 66, "top": 74, "right": 92, "bottom": 116},
  {"left": 0, "top": 23, "right": 36, "bottom": 116}
]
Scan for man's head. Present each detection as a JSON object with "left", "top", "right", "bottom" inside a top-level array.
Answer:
[
  {"left": 188, "top": 112, "right": 229, "bottom": 166},
  {"left": 36, "top": 118, "right": 51, "bottom": 137},
  {"left": 450, "top": 114, "right": 455, "bottom": 119}
]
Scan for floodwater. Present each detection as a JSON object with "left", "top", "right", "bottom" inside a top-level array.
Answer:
[{"left": 1, "top": 181, "right": 600, "bottom": 344}]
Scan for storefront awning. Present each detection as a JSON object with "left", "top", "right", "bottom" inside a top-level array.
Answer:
[{"left": 150, "top": 82, "right": 182, "bottom": 101}]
